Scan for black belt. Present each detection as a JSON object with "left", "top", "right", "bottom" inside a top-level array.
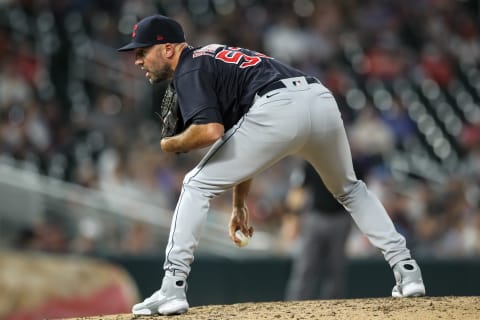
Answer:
[{"left": 257, "top": 76, "right": 320, "bottom": 97}]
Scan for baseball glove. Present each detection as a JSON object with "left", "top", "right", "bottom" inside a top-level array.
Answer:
[{"left": 157, "top": 83, "right": 182, "bottom": 139}]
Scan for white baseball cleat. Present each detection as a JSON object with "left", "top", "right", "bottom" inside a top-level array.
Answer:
[
  {"left": 391, "top": 259, "right": 426, "bottom": 298},
  {"left": 132, "top": 273, "right": 189, "bottom": 315}
]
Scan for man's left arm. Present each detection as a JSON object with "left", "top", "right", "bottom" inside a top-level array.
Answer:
[{"left": 160, "top": 122, "right": 224, "bottom": 153}]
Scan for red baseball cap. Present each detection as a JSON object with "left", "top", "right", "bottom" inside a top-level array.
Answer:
[{"left": 117, "top": 15, "right": 186, "bottom": 52}]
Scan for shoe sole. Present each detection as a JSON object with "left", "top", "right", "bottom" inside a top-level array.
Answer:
[
  {"left": 403, "top": 282, "right": 425, "bottom": 297},
  {"left": 158, "top": 299, "right": 189, "bottom": 315},
  {"left": 393, "top": 282, "right": 425, "bottom": 298},
  {"left": 132, "top": 300, "right": 189, "bottom": 315}
]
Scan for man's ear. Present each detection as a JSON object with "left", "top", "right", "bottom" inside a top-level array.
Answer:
[{"left": 163, "top": 43, "right": 175, "bottom": 58}]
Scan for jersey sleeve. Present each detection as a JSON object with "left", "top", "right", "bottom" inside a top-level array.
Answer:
[{"left": 175, "top": 69, "right": 223, "bottom": 126}]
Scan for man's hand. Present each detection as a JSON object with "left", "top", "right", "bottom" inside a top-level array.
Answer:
[
  {"left": 229, "top": 205, "right": 254, "bottom": 246},
  {"left": 229, "top": 179, "right": 254, "bottom": 245}
]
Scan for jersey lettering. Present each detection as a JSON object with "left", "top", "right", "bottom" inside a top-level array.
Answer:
[{"left": 215, "top": 47, "right": 270, "bottom": 69}]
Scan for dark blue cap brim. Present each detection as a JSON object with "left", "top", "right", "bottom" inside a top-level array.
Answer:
[{"left": 117, "top": 41, "right": 154, "bottom": 52}]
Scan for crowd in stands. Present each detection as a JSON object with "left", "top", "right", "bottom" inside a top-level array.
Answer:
[{"left": 0, "top": 0, "right": 479, "bottom": 258}]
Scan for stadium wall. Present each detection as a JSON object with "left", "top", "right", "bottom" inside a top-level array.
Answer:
[{"left": 106, "top": 256, "right": 480, "bottom": 306}]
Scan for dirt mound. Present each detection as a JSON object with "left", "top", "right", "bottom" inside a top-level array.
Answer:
[{"left": 70, "top": 296, "right": 479, "bottom": 320}]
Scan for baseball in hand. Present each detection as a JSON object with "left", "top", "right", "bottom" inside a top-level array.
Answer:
[{"left": 235, "top": 230, "right": 250, "bottom": 247}]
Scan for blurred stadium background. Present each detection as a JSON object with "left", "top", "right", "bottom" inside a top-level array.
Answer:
[{"left": 0, "top": 0, "right": 479, "bottom": 319}]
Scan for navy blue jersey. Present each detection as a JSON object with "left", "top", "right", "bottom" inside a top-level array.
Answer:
[{"left": 173, "top": 44, "right": 306, "bottom": 131}]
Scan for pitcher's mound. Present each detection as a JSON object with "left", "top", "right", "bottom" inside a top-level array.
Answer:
[{"left": 71, "top": 296, "right": 479, "bottom": 320}]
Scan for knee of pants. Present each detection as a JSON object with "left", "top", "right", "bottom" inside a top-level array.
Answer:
[
  {"left": 334, "top": 180, "right": 367, "bottom": 207},
  {"left": 182, "top": 170, "right": 225, "bottom": 199}
]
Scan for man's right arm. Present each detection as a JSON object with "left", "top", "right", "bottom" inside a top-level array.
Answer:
[{"left": 229, "top": 179, "right": 254, "bottom": 245}]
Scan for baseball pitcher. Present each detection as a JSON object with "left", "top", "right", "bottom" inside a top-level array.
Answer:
[{"left": 117, "top": 14, "right": 425, "bottom": 316}]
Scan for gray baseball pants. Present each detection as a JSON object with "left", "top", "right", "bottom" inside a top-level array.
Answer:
[{"left": 164, "top": 76, "right": 411, "bottom": 277}]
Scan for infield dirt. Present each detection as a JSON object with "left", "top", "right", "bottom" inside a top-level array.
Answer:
[{"left": 71, "top": 296, "right": 479, "bottom": 320}]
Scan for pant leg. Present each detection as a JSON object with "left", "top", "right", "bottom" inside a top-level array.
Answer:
[
  {"left": 164, "top": 91, "right": 311, "bottom": 276},
  {"left": 321, "top": 212, "right": 351, "bottom": 299},
  {"left": 284, "top": 212, "right": 325, "bottom": 300},
  {"left": 299, "top": 91, "right": 411, "bottom": 267},
  {"left": 286, "top": 211, "right": 351, "bottom": 301}
]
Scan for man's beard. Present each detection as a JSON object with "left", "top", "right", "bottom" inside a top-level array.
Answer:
[{"left": 149, "top": 64, "right": 174, "bottom": 84}]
